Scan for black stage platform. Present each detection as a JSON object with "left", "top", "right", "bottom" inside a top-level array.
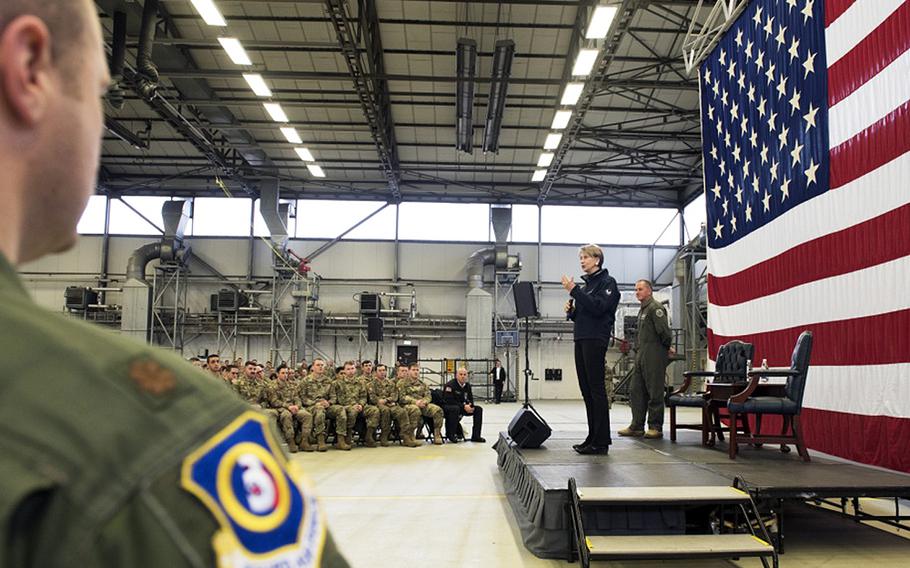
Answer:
[{"left": 494, "top": 430, "right": 910, "bottom": 559}]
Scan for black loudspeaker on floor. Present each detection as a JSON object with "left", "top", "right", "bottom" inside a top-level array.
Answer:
[{"left": 508, "top": 407, "right": 552, "bottom": 448}]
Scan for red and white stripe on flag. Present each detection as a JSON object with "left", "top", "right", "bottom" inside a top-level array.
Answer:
[{"left": 705, "top": 0, "right": 910, "bottom": 472}]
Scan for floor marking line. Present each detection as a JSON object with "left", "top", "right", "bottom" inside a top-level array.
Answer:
[{"left": 320, "top": 494, "right": 507, "bottom": 501}]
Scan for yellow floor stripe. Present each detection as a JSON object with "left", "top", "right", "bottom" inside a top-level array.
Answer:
[{"left": 320, "top": 494, "right": 506, "bottom": 501}]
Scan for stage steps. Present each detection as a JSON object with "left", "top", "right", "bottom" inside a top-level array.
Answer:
[{"left": 568, "top": 479, "right": 778, "bottom": 567}]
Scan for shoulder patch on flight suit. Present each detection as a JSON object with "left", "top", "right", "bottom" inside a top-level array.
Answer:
[
  {"left": 445, "top": 386, "right": 452, "bottom": 392},
  {"left": 181, "top": 411, "right": 326, "bottom": 568},
  {"left": 655, "top": 308, "right": 665, "bottom": 318}
]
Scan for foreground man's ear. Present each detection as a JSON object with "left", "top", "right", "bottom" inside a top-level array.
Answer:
[{"left": 0, "top": 15, "right": 54, "bottom": 127}]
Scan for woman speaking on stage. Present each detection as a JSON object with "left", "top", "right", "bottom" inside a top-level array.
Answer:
[{"left": 562, "top": 244, "right": 620, "bottom": 455}]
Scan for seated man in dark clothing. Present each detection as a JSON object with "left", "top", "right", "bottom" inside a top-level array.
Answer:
[{"left": 442, "top": 367, "right": 485, "bottom": 443}]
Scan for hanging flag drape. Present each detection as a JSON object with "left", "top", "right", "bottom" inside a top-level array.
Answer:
[{"left": 700, "top": 0, "right": 910, "bottom": 472}]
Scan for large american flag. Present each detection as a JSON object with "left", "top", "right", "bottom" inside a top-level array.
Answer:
[{"left": 701, "top": 0, "right": 910, "bottom": 472}]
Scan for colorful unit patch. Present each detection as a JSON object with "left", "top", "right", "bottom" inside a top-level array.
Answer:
[{"left": 181, "top": 411, "right": 325, "bottom": 567}]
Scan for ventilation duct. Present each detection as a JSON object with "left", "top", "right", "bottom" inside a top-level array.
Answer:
[
  {"left": 490, "top": 206, "right": 512, "bottom": 245},
  {"left": 259, "top": 179, "right": 290, "bottom": 250},
  {"left": 108, "top": 10, "right": 127, "bottom": 109},
  {"left": 136, "top": 0, "right": 160, "bottom": 99},
  {"left": 455, "top": 38, "right": 477, "bottom": 153},
  {"left": 465, "top": 207, "right": 522, "bottom": 360},
  {"left": 482, "top": 40, "right": 515, "bottom": 154},
  {"left": 126, "top": 242, "right": 162, "bottom": 282},
  {"left": 122, "top": 200, "right": 190, "bottom": 342},
  {"left": 466, "top": 247, "right": 496, "bottom": 290}
]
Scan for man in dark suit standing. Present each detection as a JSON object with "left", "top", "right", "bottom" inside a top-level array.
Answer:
[
  {"left": 490, "top": 359, "right": 506, "bottom": 404},
  {"left": 442, "top": 367, "right": 485, "bottom": 443}
]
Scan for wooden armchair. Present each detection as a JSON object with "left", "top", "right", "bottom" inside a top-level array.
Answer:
[
  {"left": 727, "top": 331, "right": 814, "bottom": 461},
  {"left": 667, "top": 340, "right": 753, "bottom": 445}
]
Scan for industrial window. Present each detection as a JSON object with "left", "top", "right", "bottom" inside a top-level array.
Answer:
[
  {"left": 398, "top": 203, "right": 490, "bottom": 242},
  {"left": 76, "top": 195, "right": 108, "bottom": 234},
  {"left": 108, "top": 196, "right": 171, "bottom": 235},
  {"left": 540, "top": 206, "right": 681, "bottom": 246},
  {"left": 191, "top": 197, "right": 252, "bottom": 237},
  {"left": 510, "top": 204, "right": 540, "bottom": 242},
  {"left": 295, "top": 200, "right": 395, "bottom": 240},
  {"left": 683, "top": 193, "right": 707, "bottom": 242}
]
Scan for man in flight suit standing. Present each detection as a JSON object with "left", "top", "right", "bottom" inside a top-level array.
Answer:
[
  {"left": 619, "top": 279, "right": 674, "bottom": 439},
  {"left": 0, "top": 2, "right": 347, "bottom": 565}
]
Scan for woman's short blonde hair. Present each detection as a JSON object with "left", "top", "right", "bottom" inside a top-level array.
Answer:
[{"left": 578, "top": 244, "right": 604, "bottom": 268}]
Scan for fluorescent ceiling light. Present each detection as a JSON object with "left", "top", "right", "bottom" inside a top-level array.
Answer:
[
  {"left": 307, "top": 164, "right": 326, "bottom": 178},
  {"left": 532, "top": 170, "right": 547, "bottom": 182},
  {"left": 263, "top": 103, "right": 288, "bottom": 123},
  {"left": 572, "top": 49, "right": 599, "bottom": 77},
  {"left": 537, "top": 153, "right": 554, "bottom": 167},
  {"left": 561, "top": 82, "right": 585, "bottom": 105},
  {"left": 243, "top": 74, "right": 271, "bottom": 97},
  {"left": 281, "top": 128, "right": 302, "bottom": 144},
  {"left": 295, "top": 147, "right": 315, "bottom": 162},
  {"left": 218, "top": 37, "right": 252, "bottom": 65},
  {"left": 586, "top": 5, "right": 619, "bottom": 39},
  {"left": 543, "top": 133, "right": 563, "bottom": 150},
  {"left": 190, "top": 0, "right": 226, "bottom": 26},
  {"left": 551, "top": 110, "right": 573, "bottom": 130}
]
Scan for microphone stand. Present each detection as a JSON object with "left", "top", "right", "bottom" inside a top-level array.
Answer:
[{"left": 516, "top": 316, "right": 550, "bottom": 439}]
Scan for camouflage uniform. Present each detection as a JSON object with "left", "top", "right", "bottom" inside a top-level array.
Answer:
[
  {"left": 300, "top": 372, "right": 336, "bottom": 451},
  {"left": 234, "top": 373, "right": 264, "bottom": 407},
  {"left": 247, "top": 377, "right": 286, "bottom": 443},
  {"left": 368, "top": 376, "right": 416, "bottom": 446},
  {"left": 218, "top": 376, "right": 240, "bottom": 395},
  {"left": 264, "top": 378, "right": 313, "bottom": 452},
  {"left": 398, "top": 376, "right": 444, "bottom": 444},
  {"left": 331, "top": 376, "right": 380, "bottom": 447}
]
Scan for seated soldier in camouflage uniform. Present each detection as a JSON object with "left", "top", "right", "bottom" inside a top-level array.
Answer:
[
  {"left": 218, "top": 364, "right": 241, "bottom": 394},
  {"left": 265, "top": 364, "right": 314, "bottom": 452},
  {"left": 369, "top": 363, "right": 420, "bottom": 447},
  {"left": 398, "top": 363, "right": 444, "bottom": 445},
  {"left": 393, "top": 363, "right": 421, "bottom": 438},
  {"left": 330, "top": 361, "right": 380, "bottom": 448},
  {"left": 234, "top": 360, "right": 263, "bottom": 407},
  {"left": 358, "top": 360, "right": 374, "bottom": 382},
  {"left": 321, "top": 362, "right": 351, "bottom": 451},
  {"left": 206, "top": 353, "right": 222, "bottom": 377},
  {"left": 300, "top": 358, "right": 335, "bottom": 452}
]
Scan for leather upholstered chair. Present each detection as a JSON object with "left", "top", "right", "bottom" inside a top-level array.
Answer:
[
  {"left": 667, "top": 340, "right": 753, "bottom": 445},
  {"left": 727, "top": 331, "right": 813, "bottom": 461}
]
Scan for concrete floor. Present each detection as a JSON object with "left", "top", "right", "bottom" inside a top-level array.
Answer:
[{"left": 293, "top": 401, "right": 910, "bottom": 567}]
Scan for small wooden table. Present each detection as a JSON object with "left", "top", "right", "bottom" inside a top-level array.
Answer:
[{"left": 703, "top": 381, "right": 787, "bottom": 447}]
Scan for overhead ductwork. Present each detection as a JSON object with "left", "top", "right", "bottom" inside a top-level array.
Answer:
[
  {"left": 136, "top": 0, "right": 160, "bottom": 99},
  {"left": 482, "top": 40, "right": 515, "bottom": 154},
  {"left": 455, "top": 38, "right": 477, "bottom": 153},
  {"left": 259, "top": 179, "right": 290, "bottom": 250},
  {"left": 108, "top": 10, "right": 127, "bottom": 109}
]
